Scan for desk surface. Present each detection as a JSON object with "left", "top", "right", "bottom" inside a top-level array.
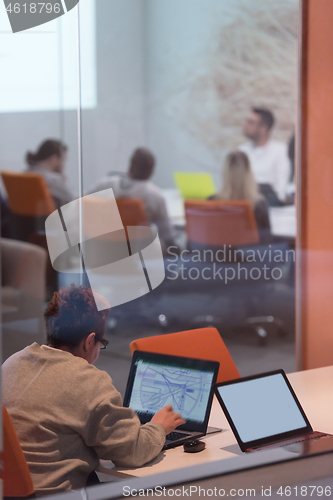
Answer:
[
  {"left": 163, "top": 189, "right": 296, "bottom": 238},
  {"left": 98, "top": 365, "right": 333, "bottom": 479}
]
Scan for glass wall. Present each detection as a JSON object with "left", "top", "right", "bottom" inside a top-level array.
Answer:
[
  {"left": 0, "top": 0, "right": 298, "bottom": 493},
  {"left": 0, "top": 0, "right": 82, "bottom": 359},
  {"left": 78, "top": 0, "right": 297, "bottom": 393},
  {"left": 4, "top": 0, "right": 333, "bottom": 496},
  {"left": 0, "top": 0, "right": 297, "bottom": 390}
]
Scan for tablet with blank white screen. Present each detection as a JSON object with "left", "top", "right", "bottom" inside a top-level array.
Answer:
[{"left": 215, "top": 369, "right": 331, "bottom": 452}]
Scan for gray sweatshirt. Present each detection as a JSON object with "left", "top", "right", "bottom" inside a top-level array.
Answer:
[
  {"left": 90, "top": 175, "right": 174, "bottom": 244},
  {"left": 27, "top": 165, "right": 74, "bottom": 208},
  {"left": 2, "top": 343, "right": 165, "bottom": 495}
]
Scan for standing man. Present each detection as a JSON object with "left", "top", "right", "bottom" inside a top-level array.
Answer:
[{"left": 239, "top": 108, "right": 290, "bottom": 204}]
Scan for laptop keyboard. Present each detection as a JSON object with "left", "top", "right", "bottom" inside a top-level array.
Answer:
[
  {"left": 281, "top": 433, "right": 329, "bottom": 446},
  {"left": 251, "top": 432, "right": 330, "bottom": 452},
  {"left": 166, "top": 431, "right": 189, "bottom": 442}
]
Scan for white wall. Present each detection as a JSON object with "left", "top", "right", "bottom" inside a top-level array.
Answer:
[
  {"left": 0, "top": 0, "right": 146, "bottom": 196},
  {"left": 0, "top": 0, "right": 297, "bottom": 196},
  {"left": 81, "top": 0, "right": 146, "bottom": 193},
  {"left": 144, "top": 0, "right": 297, "bottom": 189},
  {"left": 144, "top": 0, "right": 234, "bottom": 189}
]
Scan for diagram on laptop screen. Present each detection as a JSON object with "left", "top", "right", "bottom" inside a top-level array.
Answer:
[{"left": 129, "top": 359, "right": 214, "bottom": 422}]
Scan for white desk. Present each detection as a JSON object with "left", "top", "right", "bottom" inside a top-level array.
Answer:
[
  {"left": 269, "top": 205, "right": 296, "bottom": 239},
  {"left": 97, "top": 365, "right": 333, "bottom": 480},
  {"left": 163, "top": 189, "right": 296, "bottom": 239}
]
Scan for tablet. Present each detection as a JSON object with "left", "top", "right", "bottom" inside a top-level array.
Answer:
[{"left": 214, "top": 370, "right": 313, "bottom": 452}]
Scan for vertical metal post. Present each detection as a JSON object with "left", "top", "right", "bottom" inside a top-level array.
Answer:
[
  {"left": 76, "top": 2, "right": 84, "bottom": 282},
  {"left": 295, "top": 0, "right": 306, "bottom": 371}
]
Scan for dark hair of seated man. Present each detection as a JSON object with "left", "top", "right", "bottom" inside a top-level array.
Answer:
[
  {"left": 128, "top": 148, "right": 155, "bottom": 180},
  {"left": 252, "top": 107, "right": 275, "bottom": 131}
]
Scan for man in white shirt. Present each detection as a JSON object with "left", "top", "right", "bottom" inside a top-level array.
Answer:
[{"left": 239, "top": 108, "right": 290, "bottom": 203}]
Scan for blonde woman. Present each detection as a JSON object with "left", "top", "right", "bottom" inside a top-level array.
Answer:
[{"left": 209, "top": 150, "right": 271, "bottom": 243}]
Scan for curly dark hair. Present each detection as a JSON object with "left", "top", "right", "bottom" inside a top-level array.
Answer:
[{"left": 44, "top": 285, "right": 110, "bottom": 348}]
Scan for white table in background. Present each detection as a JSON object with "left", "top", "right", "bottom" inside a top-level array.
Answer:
[{"left": 269, "top": 205, "right": 296, "bottom": 239}]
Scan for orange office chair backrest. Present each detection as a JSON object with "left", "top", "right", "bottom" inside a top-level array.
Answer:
[
  {"left": 0, "top": 407, "right": 35, "bottom": 499},
  {"left": 116, "top": 198, "right": 149, "bottom": 227},
  {"left": 81, "top": 197, "right": 149, "bottom": 247},
  {"left": 184, "top": 200, "right": 259, "bottom": 247},
  {"left": 1, "top": 171, "right": 55, "bottom": 217},
  {"left": 129, "top": 327, "right": 240, "bottom": 384}
]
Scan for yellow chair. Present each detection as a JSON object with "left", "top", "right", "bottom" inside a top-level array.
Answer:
[
  {"left": 0, "top": 407, "right": 35, "bottom": 499},
  {"left": 129, "top": 327, "right": 240, "bottom": 384}
]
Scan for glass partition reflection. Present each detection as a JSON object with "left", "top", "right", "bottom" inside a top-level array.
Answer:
[
  {"left": 0, "top": 1, "right": 81, "bottom": 361},
  {"left": 0, "top": 0, "right": 299, "bottom": 495},
  {"left": 78, "top": 0, "right": 298, "bottom": 394},
  {"left": 0, "top": 0, "right": 297, "bottom": 399}
]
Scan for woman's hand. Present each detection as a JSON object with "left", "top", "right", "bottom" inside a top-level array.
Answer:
[{"left": 151, "top": 404, "right": 186, "bottom": 435}]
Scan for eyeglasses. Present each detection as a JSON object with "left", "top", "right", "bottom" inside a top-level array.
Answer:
[{"left": 98, "top": 338, "right": 109, "bottom": 350}]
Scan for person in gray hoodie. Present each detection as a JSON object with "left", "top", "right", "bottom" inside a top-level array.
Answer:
[
  {"left": 2, "top": 285, "right": 185, "bottom": 495},
  {"left": 90, "top": 148, "right": 174, "bottom": 249}
]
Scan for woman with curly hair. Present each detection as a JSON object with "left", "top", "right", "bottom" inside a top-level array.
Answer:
[{"left": 2, "top": 285, "right": 184, "bottom": 495}]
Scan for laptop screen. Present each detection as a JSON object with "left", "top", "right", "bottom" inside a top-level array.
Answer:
[
  {"left": 174, "top": 172, "right": 216, "bottom": 199},
  {"left": 124, "top": 351, "right": 219, "bottom": 432},
  {"left": 215, "top": 371, "right": 311, "bottom": 450}
]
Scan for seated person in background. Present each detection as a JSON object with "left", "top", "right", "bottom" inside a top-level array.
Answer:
[
  {"left": 90, "top": 148, "right": 174, "bottom": 250},
  {"left": 239, "top": 108, "right": 290, "bottom": 205},
  {"left": 209, "top": 150, "right": 271, "bottom": 244},
  {"left": 0, "top": 191, "right": 11, "bottom": 238},
  {"left": 288, "top": 134, "right": 295, "bottom": 183},
  {"left": 26, "top": 139, "right": 74, "bottom": 208},
  {"left": 285, "top": 134, "right": 296, "bottom": 205},
  {"left": 2, "top": 285, "right": 184, "bottom": 495}
]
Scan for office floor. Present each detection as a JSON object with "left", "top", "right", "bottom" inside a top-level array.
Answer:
[
  {"left": 96, "top": 324, "right": 295, "bottom": 397},
  {"left": 95, "top": 268, "right": 296, "bottom": 396}
]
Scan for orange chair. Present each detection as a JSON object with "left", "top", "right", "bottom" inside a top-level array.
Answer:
[
  {"left": 184, "top": 199, "right": 259, "bottom": 248},
  {"left": 116, "top": 198, "right": 150, "bottom": 227},
  {"left": 80, "top": 197, "right": 149, "bottom": 239},
  {"left": 129, "top": 327, "right": 240, "bottom": 384},
  {"left": 1, "top": 171, "right": 57, "bottom": 290},
  {"left": 1, "top": 172, "right": 55, "bottom": 217},
  {"left": 1, "top": 171, "right": 56, "bottom": 244},
  {"left": 0, "top": 407, "right": 35, "bottom": 499},
  {"left": 80, "top": 196, "right": 150, "bottom": 261}
]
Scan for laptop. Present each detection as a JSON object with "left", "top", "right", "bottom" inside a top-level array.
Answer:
[
  {"left": 258, "top": 183, "right": 282, "bottom": 207},
  {"left": 174, "top": 172, "right": 216, "bottom": 200},
  {"left": 214, "top": 369, "right": 332, "bottom": 453},
  {"left": 124, "top": 350, "right": 220, "bottom": 449}
]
